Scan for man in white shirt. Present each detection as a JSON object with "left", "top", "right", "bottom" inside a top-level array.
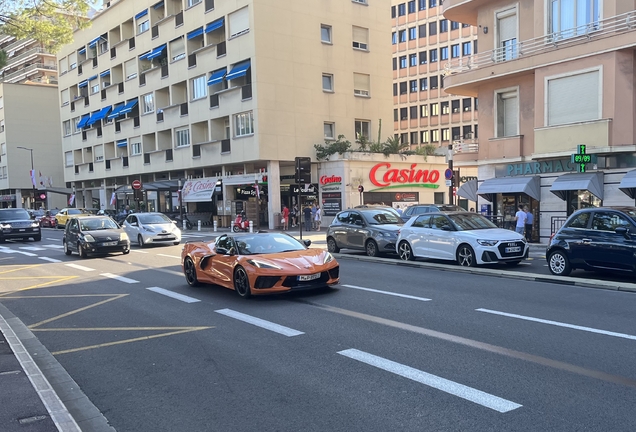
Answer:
[{"left": 514, "top": 204, "right": 527, "bottom": 235}]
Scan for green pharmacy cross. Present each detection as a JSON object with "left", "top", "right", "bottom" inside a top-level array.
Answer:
[{"left": 571, "top": 144, "right": 596, "bottom": 173}]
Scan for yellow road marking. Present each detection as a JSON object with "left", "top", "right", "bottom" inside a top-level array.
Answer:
[
  {"left": 0, "top": 265, "right": 41, "bottom": 275},
  {"left": 33, "top": 326, "right": 211, "bottom": 331},
  {"left": 0, "top": 276, "right": 79, "bottom": 297},
  {"left": 1, "top": 294, "right": 124, "bottom": 299},
  {"left": 29, "top": 294, "right": 128, "bottom": 329}
]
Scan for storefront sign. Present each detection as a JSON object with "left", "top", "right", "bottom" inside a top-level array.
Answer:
[
  {"left": 571, "top": 144, "right": 596, "bottom": 173},
  {"left": 182, "top": 178, "right": 219, "bottom": 202},
  {"left": 290, "top": 183, "right": 318, "bottom": 195},
  {"left": 369, "top": 163, "right": 440, "bottom": 189},
  {"left": 235, "top": 186, "right": 258, "bottom": 199},
  {"left": 322, "top": 192, "right": 342, "bottom": 216},
  {"left": 459, "top": 176, "right": 477, "bottom": 183},
  {"left": 503, "top": 159, "right": 576, "bottom": 177},
  {"left": 320, "top": 175, "right": 342, "bottom": 191},
  {"left": 0, "top": 194, "right": 15, "bottom": 202}
]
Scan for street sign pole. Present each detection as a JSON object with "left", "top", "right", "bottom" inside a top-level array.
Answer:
[{"left": 295, "top": 157, "right": 311, "bottom": 240}]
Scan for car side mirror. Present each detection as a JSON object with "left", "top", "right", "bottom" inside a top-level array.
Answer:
[
  {"left": 615, "top": 226, "right": 629, "bottom": 237},
  {"left": 303, "top": 239, "right": 312, "bottom": 247},
  {"left": 131, "top": 222, "right": 138, "bottom": 227},
  {"left": 172, "top": 220, "right": 177, "bottom": 224},
  {"left": 441, "top": 225, "right": 452, "bottom": 231}
]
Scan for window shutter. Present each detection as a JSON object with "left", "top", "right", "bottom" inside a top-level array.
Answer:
[
  {"left": 125, "top": 59, "right": 137, "bottom": 76},
  {"left": 61, "top": 89, "right": 69, "bottom": 105},
  {"left": 229, "top": 7, "right": 249, "bottom": 37},
  {"left": 352, "top": 26, "right": 369, "bottom": 44},
  {"left": 497, "top": 11, "right": 516, "bottom": 42},
  {"left": 548, "top": 70, "right": 599, "bottom": 126},
  {"left": 353, "top": 73, "right": 370, "bottom": 94},
  {"left": 502, "top": 92, "right": 518, "bottom": 136},
  {"left": 94, "top": 145, "right": 103, "bottom": 160},
  {"left": 170, "top": 37, "right": 185, "bottom": 57}
]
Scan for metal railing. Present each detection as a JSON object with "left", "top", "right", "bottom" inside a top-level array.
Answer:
[
  {"left": 551, "top": 216, "right": 567, "bottom": 234},
  {"left": 2, "top": 47, "right": 50, "bottom": 71},
  {"left": 443, "top": 11, "right": 636, "bottom": 77},
  {"left": 0, "top": 63, "right": 57, "bottom": 82}
]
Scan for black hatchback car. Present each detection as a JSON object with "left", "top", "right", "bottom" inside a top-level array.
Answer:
[
  {"left": 63, "top": 215, "right": 130, "bottom": 258},
  {"left": 546, "top": 207, "right": 636, "bottom": 276},
  {"left": 0, "top": 208, "right": 41, "bottom": 242}
]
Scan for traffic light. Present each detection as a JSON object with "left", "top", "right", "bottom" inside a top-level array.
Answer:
[
  {"left": 295, "top": 157, "right": 311, "bottom": 184},
  {"left": 36, "top": 191, "right": 47, "bottom": 201}
]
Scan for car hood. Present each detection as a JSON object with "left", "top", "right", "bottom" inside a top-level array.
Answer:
[
  {"left": 240, "top": 249, "right": 333, "bottom": 271},
  {"left": 142, "top": 223, "right": 177, "bottom": 231},
  {"left": 84, "top": 229, "right": 124, "bottom": 240},
  {"left": 460, "top": 228, "right": 525, "bottom": 241},
  {"left": 369, "top": 224, "right": 402, "bottom": 232},
  {"left": 0, "top": 219, "right": 34, "bottom": 225}
]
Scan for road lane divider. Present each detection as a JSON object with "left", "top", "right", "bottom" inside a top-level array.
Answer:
[
  {"left": 157, "top": 254, "right": 181, "bottom": 259},
  {"left": 342, "top": 284, "right": 432, "bottom": 302},
  {"left": 338, "top": 348, "right": 522, "bottom": 413},
  {"left": 42, "top": 244, "right": 64, "bottom": 249},
  {"left": 131, "top": 250, "right": 149, "bottom": 254},
  {"left": 476, "top": 308, "right": 636, "bottom": 341},
  {"left": 146, "top": 287, "right": 201, "bottom": 303},
  {"left": 100, "top": 273, "right": 139, "bottom": 284},
  {"left": 65, "top": 263, "right": 95, "bottom": 272},
  {"left": 19, "top": 246, "right": 46, "bottom": 251},
  {"left": 215, "top": 308, "right": 304, "bottom": 337},
  {"left": 39, "top": 257, "right": 62, "bottom": 263}
]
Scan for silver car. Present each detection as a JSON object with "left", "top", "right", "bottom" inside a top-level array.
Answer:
[
  {"left": 123, "top": 212, "right": 182, "bottom": 247},
  {"left": 326, "top": 208, "right": 403, "bottom": 257}
]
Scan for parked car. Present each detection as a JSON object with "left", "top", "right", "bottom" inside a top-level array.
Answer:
[
  {"left": 181, "top": 232, "right": 339, "bottom": 298},
  {"left": 0, "top": 208, "right": 41, "bottom": 242},
  {"left": 63, "top": 215, "right": 130, "bottom": 258},
  {"left": 39, "top": 210, "right": 58, "bottom": 228},
  {"left": 327, "top": 208, "right": 403, "bottom": 257},
  {"left": 55, "top": 208, "right": 93, "bottom": 229},
  {"left": 402, "top": 204, "right": 465, "bottom": 219},
  {"left": 396, "top": 211, "right": 528, "bottom": 266},
  {"left": 122, "top": 212, "right": 182, "bottom": 247},
  {"left": 97, "top": 209, "right": 117, "bottom": 217},
  {"left": 546, "top": 206, "right": 636, "bottom": 276}
]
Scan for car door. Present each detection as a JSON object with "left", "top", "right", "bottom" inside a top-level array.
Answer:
[
  {"left": 346, "top": 212, "right": 368, "bottom": 249},
  {"left": 427, "top": 214, "right": 456, "bottom": 260},
  {"left": 407, "top": 215, "right": 431, "bottom": 257},
  {"left": 123, "top": 215, "right": 138, "bottom": 239},
  {"left": 331, "top": 212, "right": 350, "bottom": 248},
  {"left": 57, "top": 209, "right": 68, "bottom": 226},
  {"left": 209, "top": 235, "right": 237, "bottom": 286},
  {"left": 586, "top": 211, "right": 636, "bottom": 271},
  {"left": 65, "top": 219, "right": 79, "bottom": 252}
]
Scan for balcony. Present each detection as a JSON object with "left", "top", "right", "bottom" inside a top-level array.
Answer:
[
  {"left": 485, "top": 135, "right": 524, "bottom": 160},
  {"left": 442, "top": 0, "right": 487, "bottom": 26},
  {"left": 2, "top": 47, "right": 51, "bottom": 71},
  {"left": 0, "top": 62, "right": 57, "bottom": 83},
  {"left": 443, "top": 11, "right": 636, "bottom": 94}
]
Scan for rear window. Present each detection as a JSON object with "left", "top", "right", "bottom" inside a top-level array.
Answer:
[
  {"left": 0, "top": 209, "right": 31, "bottom": 221},
  {"left": 566, "top": 212, "right": 590, "bottom": 229}
]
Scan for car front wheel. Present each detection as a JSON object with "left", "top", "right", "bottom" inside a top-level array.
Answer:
[
  {"left": 234, "top": 266, "right": 251, "bottom": 298},
  {"left": 77, "top": 242, "right": 87, "bottom": 259},
  {"left": 398, "top": 241, "right": 414, "bottom": 261},
  {"left": 457, "top": 244, "right": 476, "bottom": 267},
  {"left": 137, "top": 235, "right": 145, "bottom": 248},
  {"left": 548, "top": 250, "right": 571, "bottom": 276},
  {"left": 365, "top": 239, "right": 379, "bottom": 257},
  {"left": 64, "top": 241, "right": 72, "bottom": 256},
  {"left": 183, "top": 257, "right": 200, "bottom": 287},
  {"left": 327, "top": 237, "right": 340, "bottom": 253}
]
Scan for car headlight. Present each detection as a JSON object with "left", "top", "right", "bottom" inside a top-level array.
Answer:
[
  {"left": 379, "top": 231, "right": 395, "bottom": 237},
  {"left": 120, "top": 233, "right": 129, "bottom": 241},
  {"left": 246, "top": 259, "right": 281, "bottom": 269},
  {"left": 323, "top": 252, "right": 334, "bottom": 264},
  {"left": 143, "top": 226, "right": 154, "bottom": 232},
  {"left": 477, "top": 240, "right": 498, "bottom": 246},
  {"left": 0, "top": 224, "right": 10, "bottom": 229},
  {"left": 31, "top": 222, "right": 39, "bottom": 228},
  {"left": 83, "top": 234, "right": 96, "bottom": 242}
]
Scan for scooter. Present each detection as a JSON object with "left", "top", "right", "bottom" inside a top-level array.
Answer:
[{"left": 232, "top": 211, "right": 249, "bottom": 232}]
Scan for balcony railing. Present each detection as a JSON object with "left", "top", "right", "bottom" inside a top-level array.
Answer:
[
  {"left": 2, "top": 47, "right": 50, "bottom": 71},
  {"left": 0, "top": 62, "right": 57, "bottom": 82},
  {"left": 443, "top": 11, "right": 636, "bottom": 77},
  {"left": 453, "top": 138, "right": 479, "bottom": 154}
]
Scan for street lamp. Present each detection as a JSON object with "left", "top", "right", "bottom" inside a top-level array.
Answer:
[{"left": 16, "top": 146, "right": 36, "bottom": 209}]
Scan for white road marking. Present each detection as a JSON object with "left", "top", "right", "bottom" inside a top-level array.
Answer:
[
  {"left": 157, "top": 254, "right": 180, "bottom": 259},
  {"left": 65, "top": 263, "right": 95, "bottom": 272},
  {"left": 181, "top": 234, "right": 209, "bottom": 238},
  {"left": 338, "top": 349, "right": 522, "bottom": 413},
  {"left": 131, "top": 250, "right": 149, "bottom": 254},
  {"left": 146, "top": 287, "right": 201, "bottom": 303},
  {"left": 342, "top": 284, "right": 431, "bottom": 302},
  {"left": 100, "top": 273, "right": 139, "bottom": 284},
  {"left": 39, "top": 257, "right": 62, "bottom": 263},
  {"left": 476, "top": 308, "right": 636, "bottom": 341},
  {"left": 19, "top": 246, "right": 46, "bottom": 251},
  {"left": 215, "top": 309, "right": 304, "bottom": 337},
  {"left": 46, "top": 238, "right": 58, "bottom": 241},
  {"left": 43, "top": 244, "right": 65, "bottom": 249},
  {"left": 16, "top": 251, "right": 37, "bottom": 257}
]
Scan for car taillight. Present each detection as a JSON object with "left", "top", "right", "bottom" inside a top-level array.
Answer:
[
  {"left": 549, "top": 233, "right": 555, "bottom": 242},
  {"left": 397, "top": 230, "right": 401, "bottom": 236}
]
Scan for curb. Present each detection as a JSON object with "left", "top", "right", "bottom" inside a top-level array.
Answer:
[{"left": 333, "top": 253, "right": 636, "bottom": 293}]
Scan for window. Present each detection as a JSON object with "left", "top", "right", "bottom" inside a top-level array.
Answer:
[
  {"left": 409, "top": 80, "right": 417, "bottom": 93},
  {"left": 353, "top": 73, "right": 370, "bottom": 96},
  {"left": 440, "top": 19, "right": 448, "bottom": 33},
  {"left": 429, "top": 0, "right": 437, "bottom": 7},
  {"left": 355, "top": 120, "right": 370, "bottom": 140},
  {"left": 59, "top": 57, "right": 68, "bottom": 74},
  {"left": 419, "top": 25, "right": 426, "bottom": 38},
  {"left": 125, "top": 59, "right": 137, "bottom": 80},
  {"left": 398, "top": 3, "right": 406, "bottom": 16},
  {"left": 175, "top": 128, "right": 190, "bottom": 147},
  {"left": 429, "top": 49, "right": 437, "bottom": 62},
  {"left": 419, "top": 0, "right": 426, "bottom": 10},
  {"left": 229, "top": 6, "right": 249, "bottom": 38},
  {"left": 391, "top": 6, "right": 396, "bottom": 18},
  {"left": 451, "top": 21, "right": 460, "bottom": 30},
  {"left": 138, "top": 19, "right": 149, "bottom": 34},
  {"left": 321, "top": 25, "right": 332, "bottom": 43},
  {"left": 190, "top": 75, "right": 207, "bottom": 100},
  {"left": 474, "top": 40, "right": 478, "bottom": 54},
  {"left": 410, "top": 106, "right": 418, "bottom": 119},
  {"left": 399, "top": 56, "right": 407, "bottom": 68},
  {"left": 170, "top": 37, "right": 186, "bottom": 62},
  {"left": 463, "top": 125, "right": 473, "bottom": 138},
  {"left": 474, "top": 125, "right": 479, "bottom": 138},
  {"left": 462, "top": 42, "right": 472, "bottom": 56},
  {"left": 399, "top": 81, "right": 407, "bottom": 94},
  {"left": 420, "top": 78, "right": 427, "bottom": 91},
  {"left": 0, "top": 120, "right": 4, "bottom": 132},
  {"left": 72, "top": 117, "right": 80, "bottom": 133},
  {"left": 441, "top": 101, "right": 449, "bottom": 114},
  {"left": 420, "top": 104, "right": 428, "bottom": 117},
  {"left": 234, "top": 111, "right": 254, "bottom": 136},
  {"left": 440, "top": 47, "right": 448, "bottom": 60},
  {"left": 322, "top": 74, "right": 334, "bottom": 91},
  {"left": 400, "top": 107, "right": 408, "bottom": 120},
  {"left": 547, "top": 69, "right": 600, "bottom": 126},
  {"left": 400, "top": 133, "right": 408, "bottom": 144},
  {"left": 431, "top": 129, "right": 439, "bottom": 142},
  {"left": 451, "top": 44, "right": 459, "bottom": 58},
  {"left": 430, "top": 103, "right": 439, "bottom": 116},
  {"left": 324, "top": 122, "right": 335, "bottom": 139},
  {"left": 549, "top": 0, "right": 600, "bottom": 39},
  {"left": 394, "top": 109, "right": 398, "bottom": 121},
  {"left": 496, "top": 89, "right": 518, "bottom": 137},
  {"left": 94, "top": 144, "right": 103, "bottom": 161},
  {"left": 130, "top": 139, "right": 142, "bottom": 156},
  {"left": 91, "top": 83, "right": 99, "bottom": 94},
  {"left": 429, "top": 21, "right": 437, "bottom": 35},
  {"left": 430, "top": 75, "right": 438, "bottom": 89},
  {"left": 442, "top": 128, "right": 450, "bottom": 141},
  {"left": 187, "top": 0, "right": 201, "bottom": 7},
  {"left": 69, "top": 52, "right": 77, "bottom": 70},
  {"left": 496, "top": 8, "right": 518, "bottom": 61},
  {"left": 474, "top": 97, "right": 479, "bottom": 109},
  {"left": 408, "top": 0, "right": 416, "bottom": 13},
  {"left": 393, "top": 83, "right": 398, "bottom": 96},
  {"left": 399, "top": 30, "right": 407, "bottom": 42},
  {"left": 142, "top": 93, "right": 154, "bottom": 113},
  {"left": 591, "top": 212, "right": 629, "bottom": 232},
  {"left": 451, "top": 100, "right": 460, "bottom": 113},
  {"left": 409, "top": 53, "right": 417, "bottom": 67},
  {"left": 462, "top": 98, "right": 472, "bottom": 111},
  {"left": 352, "top": 26, "right": 369, "bottom": 50},
  {"left": 421, "top": 130, "right": 429, "bottom": 143},
  {"left": 419, "top": 51, "right": 427, "bottom": 64},
  {"left": 63, "top": 120, "right": 71, "bottom": 136},
  {"left": 61, "top": 89, "right": 69, "bottom": 106},
  {"left": 65, "top": 151, "right": 73, "bottom": 167},
  {"left": 410, "top": 131, "right": 418, "bottom": 144},
  {"left": 392, "top": 58, "right": 397, "bottom": 70},
  {"left": 0, "top": 142, "right": 5, "bottom": 155},
  {"left": 566, "top": 212, "right": 590, "bottom": 228},
  {"left": 408, "top": 27, "right": 417, "bottom": 40},
  {"left": 392, "top": 32, "right": 397, "bottom": 45}
]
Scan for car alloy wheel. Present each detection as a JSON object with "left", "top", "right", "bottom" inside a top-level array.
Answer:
[
  {"left": 64, "top": 241, "right": 72, "bottom": 256},
  {"left": 232, "top": 225, "right": 240, "bottom": 233},
  {"left": 398, "top": 241, "right": 414, "bottom": 261},
  {"left": 365, "top": 239, "right": 379, "bottom": 257},
  {"left": 548, "top": 250, "right": 571, "bottom": 276},
  {"left": 457, "top": 244, "right": 476, "bottom": 267},
  {"left": 183, "top": 257, "right": 200, "bottom": 286},
  {"left": 327, "top": 237, "right": 340, "bottom": 253},
  {"left": 77, "top": 242, "right": 87, "bottom": 259},
  {"left": 233, "top": 266, "right": 251, "bottom": 298},
  {"left": 138, "top": 235, "right": 146, "bottom": 248}
]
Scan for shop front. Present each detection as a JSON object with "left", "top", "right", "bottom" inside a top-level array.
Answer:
[{"left": 221, "top": 173, "right": 267, "bottom": 228}]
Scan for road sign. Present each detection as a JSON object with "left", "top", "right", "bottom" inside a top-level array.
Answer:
[
  {"left": 445, "top": 179, "right": 452, "bottom": 187},
  {"left": 444, "top": 168, "right": 453, "bottom": 180},
  {"left": 358, "top": 185, "right": 364, "bottom": 193},
  {"left": 132, "top": 180, "right": 142, "bottom": 190}
]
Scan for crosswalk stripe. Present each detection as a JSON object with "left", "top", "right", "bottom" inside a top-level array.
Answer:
[
  {"left": 101, "top": 273, "right": 139, "bottom": 284},
  {"left": 65, "top": 263, "right": 95, "bottom": 272},
  {"left": 215, "top": 309, "right": 304, "bottom": 337},
  {"left": 146, "top": 287, "right": 200, "bottom": 303}
]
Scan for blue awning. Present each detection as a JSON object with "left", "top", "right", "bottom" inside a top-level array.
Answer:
[
  {"left": 146, "top": 44, "right": 166, "bottom": 60},
  {"left": 116, "top": 140, "right": 128, "bottom": 148},
  {"left": 100, "top": 70, "right": 110, "bottom": 77},
  {"left": 120, "top": 100, "right": 138, "bottom": 115},
  {"left": 86, "top": 106, "right": 112, "bottom": 126},
  {"left": 88, "top": 37, "right": 101, "bottom": 48},
  {"left": 207, "top": 68, "right": 227, "bottom": 86},
  {"left": 139, "top": 50, "right": 153, "bottom": 60},
  {"left": 76, "top": 115, "right": 90, "bottom": 129},
  {"left": 107, "top": 103, "right": 125, "bottom": 120},
  {"left": 135, "top": 9, "right": 148, "bottom": 20},
  {"left": 226, "top": 60, "right": 251, "bottom": 80},
  {"left": 187, "top": 27, "right": 204, "bottom": 40},
  {"left": 78, "top": 47, "right": 86, "bottom": 55},
  {"left": 205, "top": 18, "right": 224, "bottom": 33},
  {"left": 153, "top": 1, "right": 164, "bottom": 8},
  {"left": 88, "top": 75, "right": 98, "bottom": 81},
  {"left": 78, "top": 80, "right": 88, "bottom": 88}
]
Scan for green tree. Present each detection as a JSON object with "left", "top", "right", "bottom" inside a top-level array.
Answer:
[
  {"left": 0, "top": 49, "right": 6, "bottom": 69},
  {"left": 314, "top": 134, "right": 352, "bottom": 160},
  {"left": 382, "top": 135, "right": 410, "bottom": 157}
]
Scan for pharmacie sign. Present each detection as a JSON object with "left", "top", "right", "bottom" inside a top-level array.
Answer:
[
  {"left": 320, "top": 175, "right": 342, "bottom": 191},
  {"left": 369, "top": 163, "right": 440, "bottom": 190}
]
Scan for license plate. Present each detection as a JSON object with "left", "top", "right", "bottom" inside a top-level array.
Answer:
[
  {"left": 19, "top": 229, "right": 25, "bottom": 232},
  {"left": 298, "top": 273, "right": 320, "bottom": 281},
  {"left": 505, "top": 246, "right": 521, "bottom": 253},
  {"left": 103, "top": 241, "right": 118, "bottom": 246}
]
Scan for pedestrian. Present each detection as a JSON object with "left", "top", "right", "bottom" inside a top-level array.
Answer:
[
  {"left": 292, "top": 204, "right": 299, "bottom": 227},
  {"left": 282, "top": 204, "right": 289, "bottom": 230},
  {"left": 314, "top": 205, "right": 322, "bottom": 231},
  {"left": 514, "top": 204, "right": 527, "bottom": 235},
  {"left": 303, "top": 204, "right": 312, "bottom": 232},
  {"left": 311, "top": 203, "right": 317, "bottom": 230},
  {"left": 396, "top": 205, "right": 403, "bottom": 216},
  {"left": 524, "top": 206, "right": 533, "bottom": 242},
  {"left": 470, "top": 207, "right": 475, "bottom": 212}
]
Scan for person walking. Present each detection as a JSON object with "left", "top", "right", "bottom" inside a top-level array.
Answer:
[
  {"left": 303, "top": 205, "right": 312, "bottom": 232},
  {"left": 290, "top": 204, "right": 297, "bottom": 228},
  {"left": 311, "top": 203, "right": 317, "bottom": 230},
  {"left": 514, "top": 204, "right": 527, "bottom": 235},
  {"left": 282, "top": 205, "right": 289, "bottom": 230},
  {"left": 395, "top": 205, "right": 403, "bottom": 216},
  {"left": 524, "top": 206, "right": 534, "bottom": 242},
  {"left": 314, "top": 205, "right": 322, "bottom": 231}
]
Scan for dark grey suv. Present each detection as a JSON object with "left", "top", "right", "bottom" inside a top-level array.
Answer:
[
  {"left": 0, "top": 208, "right": 41, "bottom": 242},
  {"left": 326, "top": 208, "right": 403, "bottom": 257}
]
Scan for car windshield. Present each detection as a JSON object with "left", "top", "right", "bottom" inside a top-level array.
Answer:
[
  {"left": 79, "top": 218, "right": 120, "bottom": 231},
  {"left": 437, "top": 205, "right": 464, "bottom": 212},
  {"left": 449, "top": 213, "right": 498, "bottom": 230},
  {"left": 234, "top": 234, "right": 306, "bottom": 255},
  {"left": 0, "top": 209, "right": 31, "bottom": 221},
  {"left": 361, "top": 210, "right": 402, "bottom": 225},
  {"left": 137, "top": 214, "right": 172, "bottom": 224},
  {"left": 69, "top": 209, "right": 91, "bottom": 215}
]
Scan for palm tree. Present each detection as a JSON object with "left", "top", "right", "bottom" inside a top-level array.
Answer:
[{"left": 382, "top": 135, "right": 410, "bottom": 157}]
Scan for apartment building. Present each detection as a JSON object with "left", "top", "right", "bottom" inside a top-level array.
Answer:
[
  {"left": 443, "top": 0, "right": 636, "bottom": 242},
  {"left": 57, "top": 0, "right": 392, "bottom": 228},
  {"left": 0, "top": 36, "right": 58, "bottom": 84}
]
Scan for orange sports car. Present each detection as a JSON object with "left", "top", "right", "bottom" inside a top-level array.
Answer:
[{"left": 181, "top": 232, "right": 339, "bottom": 298}]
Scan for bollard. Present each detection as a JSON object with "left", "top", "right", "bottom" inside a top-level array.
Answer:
[
  {"left": 249, "top": 221, "right": 253, "bottom": 233},
  {"left": 182, "top": 219, "right": 186, "bottom": 230},
  {"left": 213, "top": 220, "right": 218, "bottom": 232},
  {"left": 198, "top": 220, "right": 201, "bottom": 231}
]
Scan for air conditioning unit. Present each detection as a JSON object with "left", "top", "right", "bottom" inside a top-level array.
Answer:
[{"left": 354, "top": 89, "right": 370, "bottom": 96}]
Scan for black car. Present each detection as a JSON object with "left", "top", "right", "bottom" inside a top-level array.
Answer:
[
  {"left": 546, "top": 206, "right": 636, "bottom": 276},
  {"left": 402, "top": 204, "right": 465, "bottom": 219},
  {"left": 63, "top": 215, "right": 130, "bottom": 258},
  {"left": 0, "top": 208, "right": 41, "bottom": 242}
]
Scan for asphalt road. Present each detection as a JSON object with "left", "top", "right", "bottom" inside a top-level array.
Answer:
[{"left": 1, "top": 228, "right": 636, "bottom": 431}]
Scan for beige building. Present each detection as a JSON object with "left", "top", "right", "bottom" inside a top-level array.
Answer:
[
  {"left": 57, "top": 0, "right": 393, "bottom": 228},
  {"left": 444, "top": 0, "right": 636, "bottom": 242},
  {"left": 0, "top": 36, "right": 58, "bottom": 84}
]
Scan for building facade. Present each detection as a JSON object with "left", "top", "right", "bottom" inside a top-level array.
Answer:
[
  {"left": 0, "top": 36, "right": 58, "bottom": 85},
  {"left": 444, "top": 0, "right": 636, "bottom": 242},
  {"left": 57, "top": 0, "right": 393, "bottom": 228}
]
